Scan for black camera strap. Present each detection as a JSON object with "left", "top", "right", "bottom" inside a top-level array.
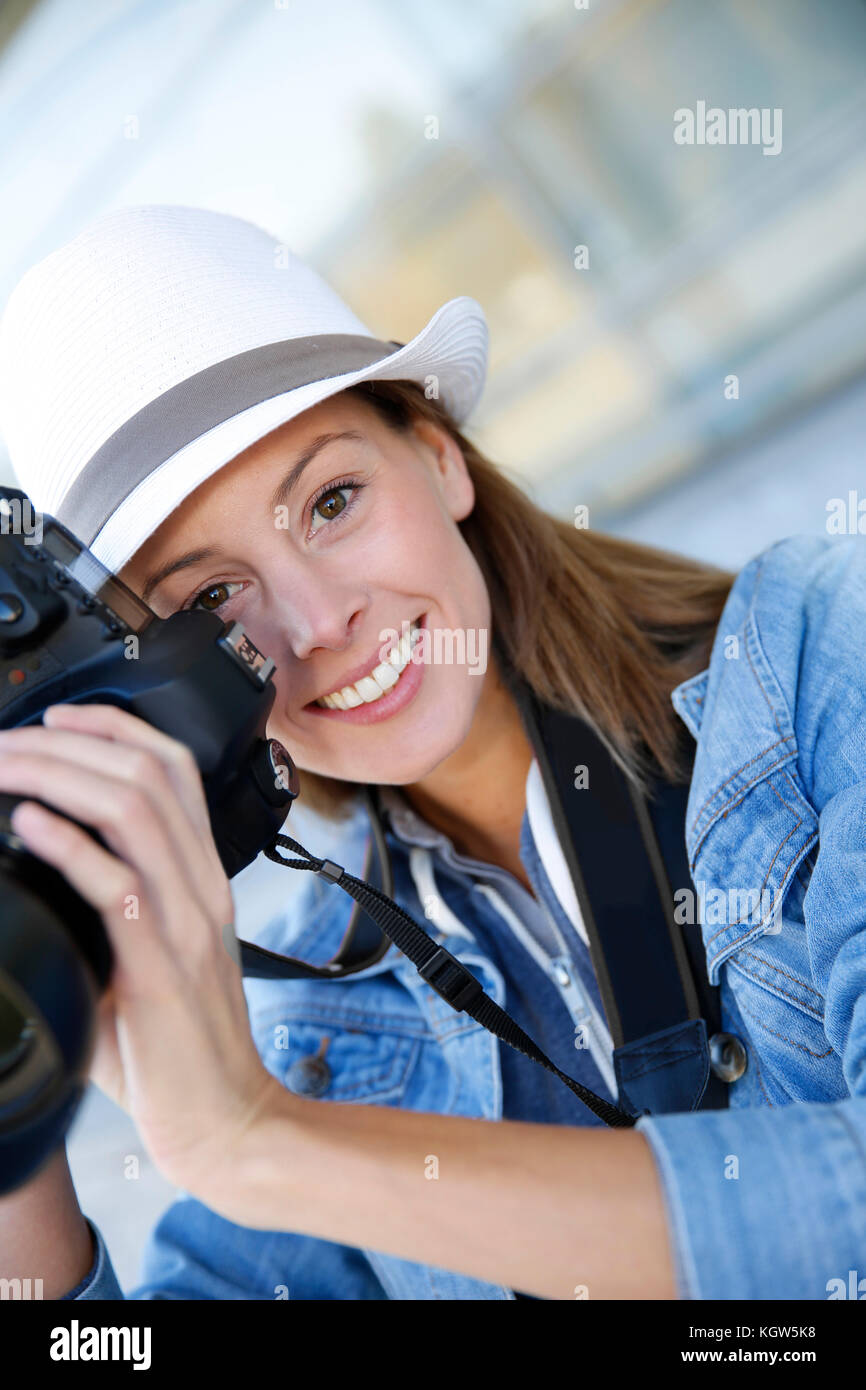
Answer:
[
  {"left": 512, "top": 683, "right": 727, "bottom": 1118},
  {"left": 261, "top": 828, "right": 633, "bottom": 1127},
  {"left": 237, "top": 679, "right": 723, "bottom": 1127}
]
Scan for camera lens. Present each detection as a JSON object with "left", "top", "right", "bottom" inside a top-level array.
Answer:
[{"left": 0, "top": 993, "right": 35, "bottom": 1079}]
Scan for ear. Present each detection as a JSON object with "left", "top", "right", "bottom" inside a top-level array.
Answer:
[{"left": 409, "top": 417, "right": 475, "bottom": 522}]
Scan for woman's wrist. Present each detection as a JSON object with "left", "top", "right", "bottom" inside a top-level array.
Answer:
[
  {"left": 0, "top": 1146, "right": 95, "bottom": 1299},
  {"left": 198, "top": 1082, "right": 677, "bottom": 1299},
  {"left": 198, "top": 1077, "right": 308, "bottom": 1229}
]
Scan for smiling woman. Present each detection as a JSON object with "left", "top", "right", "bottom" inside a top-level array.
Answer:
[
  {"left": 1, "top": 204, "right": 864, "bottom": 1306},
  {"left": 118, "top": 368, "right": 729, "bottom": 840},
  {"left": 136, "top": 428, "right": 372, "bottom": 604},
  {"left": 118, "top": 383, "right": 496, "bottom": 793}
]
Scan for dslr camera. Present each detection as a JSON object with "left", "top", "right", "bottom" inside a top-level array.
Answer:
[{"left": 0, "top": 487, "right": 299, "bottom": 1194}]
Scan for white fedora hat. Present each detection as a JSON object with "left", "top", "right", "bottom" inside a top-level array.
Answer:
[{"left": 0, "top": 204, "right": 488, "bottom": 574}]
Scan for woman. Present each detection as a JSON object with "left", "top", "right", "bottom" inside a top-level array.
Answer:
[{"left": 0, "top": 206, "right": 864, "bottom": 1301}]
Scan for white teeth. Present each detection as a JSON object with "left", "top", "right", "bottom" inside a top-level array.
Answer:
[
  {"left": 355, "top": 675, "right": 384, "bottom": 703},
  {"left": 372, "top": 660, "right": 399, "bottom": 691},
  {"left": 387, "top": 632, "right": 412, "bottom": 670},
  {"left": 316, "top": 621, "right": 421, "bottom": 708}
]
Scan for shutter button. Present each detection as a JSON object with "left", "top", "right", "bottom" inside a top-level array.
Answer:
[
  {"left": 709, "top": 1032, "right": 748, "bottom": 1082},
  {"left": 286, "top": 1038, "right": 332, "bottom": 1097}
]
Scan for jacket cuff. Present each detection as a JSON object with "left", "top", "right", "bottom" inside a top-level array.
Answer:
[
  {"left": 59, "top": 1217, "right": 124, "bottom": 1300},
  {"left": 636, "top": 1099, "right": 866, "bottom": 1300}
]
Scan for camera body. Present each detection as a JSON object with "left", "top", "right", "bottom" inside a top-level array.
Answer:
[{"left": 0, "top": 487, "right": 299, "bottom": 1192}]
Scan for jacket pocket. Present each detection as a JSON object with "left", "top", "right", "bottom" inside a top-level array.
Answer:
[
  {"left": 721, "top": 952, "right": 846, "bottom": 1103},
  {"left": 254, "top": 1011, "right": 423, "bottom": 1105},
  {"left": 690, "top": 737, "right": 842, "bottom": 1099},
  {"left": 687, "top": 758, "right": 819, "bottom": 986}
]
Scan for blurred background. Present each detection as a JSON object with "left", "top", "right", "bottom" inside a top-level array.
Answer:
[{"left": 1, "top": 0, "right": 865, "bottom": 1292}]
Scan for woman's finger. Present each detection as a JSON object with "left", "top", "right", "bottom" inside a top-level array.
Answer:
[
  {"left": 0, "top": 751, "right": 233, "bottom": 945},
  {"left": 88, "top": 986, "right": 130, "bottom": 1115},
  {"left": 0, "top": 727, "right": 228, "bottom": 923},
  {"left": 42, "top": 702, "right": 213, "bottom": 837},
  {"left": 8, "top": 797, "right": 261, "bottom": 1183},
  {"left": 8, "top": 799, "right": 170, "bottom": 989},
  {"left": 9, "top": 798, "right": 229, "bottom": 1008}
]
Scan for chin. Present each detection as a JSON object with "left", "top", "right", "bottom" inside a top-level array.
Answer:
[
  {"left": 329, "top": 741, "right": 461, "bottom": 788},
  {"left": 307, "top": 708, "right": 476, "bottom": 787},
  {"left": 288, "top": 659, "right": 485, "bottom": 786},
  {"left": 388, "top": 694, "right": 480, "bottom": 783}
]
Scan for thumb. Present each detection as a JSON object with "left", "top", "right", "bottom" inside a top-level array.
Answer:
[{"left": 87, "top": 987, "right": 130, "bottom": 1115}]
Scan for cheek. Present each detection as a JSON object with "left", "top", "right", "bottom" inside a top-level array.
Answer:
[
  {"left": 352, "top": 487, "right": 444, "bottom": 583},
  {"left": 264, "top": 492, "right": 492, "bottom": 778},
  {"left": 364, "top": 490, "right": 487, "bottom": 621}
]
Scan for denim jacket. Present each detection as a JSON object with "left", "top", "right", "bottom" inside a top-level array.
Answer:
[{"left": 64, "top": 533, "right": 866, "bottom": 1301}]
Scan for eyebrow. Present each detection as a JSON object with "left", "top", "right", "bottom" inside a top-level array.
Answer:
[
  {"left": 140, "top": 547, "right": 219, "bottom": 604},
  {"left": 267, "top": 429, "right": 365, "bottom": 514},
  {"left": 140, "top": 429, "right": 365, "bottom": 603}
]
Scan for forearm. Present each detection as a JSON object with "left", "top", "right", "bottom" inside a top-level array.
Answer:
[
  {"left": 208, "top": 1090, "right": 677, "bottom": 1300},
  {"left": 0, "top": 1147, "right": 95, "bottom": 1299}
]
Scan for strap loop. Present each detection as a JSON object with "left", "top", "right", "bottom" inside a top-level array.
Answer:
[
  {"left": 317, "top": 858, "right": 344, "bottom": 884},
  {"left": 263, "top": 832, "right": 636, "bottom": 1129}
]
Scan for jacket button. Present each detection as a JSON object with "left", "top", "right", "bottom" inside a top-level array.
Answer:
[
  {"left": 286, "top": 1041, "right": 332, "bottom": 1097},
  {"left": 709, "top": 1032, "right": 748, "bottom": 1082}
]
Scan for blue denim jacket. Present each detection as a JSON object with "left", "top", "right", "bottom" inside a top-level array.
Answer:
[{"left": 64, "top": 533, "right": 866, "bottom": 1300}]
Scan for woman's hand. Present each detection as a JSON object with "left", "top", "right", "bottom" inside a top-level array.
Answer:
[{"left": 0, "top": 702, "right": 284, "bottom": 1201}]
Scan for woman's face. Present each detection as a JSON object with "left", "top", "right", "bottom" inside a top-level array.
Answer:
[{"left": 119, "top": 392, "right": 492, "bottom": 787}]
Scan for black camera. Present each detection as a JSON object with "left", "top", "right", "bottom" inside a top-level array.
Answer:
[{"left": 0, "top": 486, "right": 299, "bottom": 1194}]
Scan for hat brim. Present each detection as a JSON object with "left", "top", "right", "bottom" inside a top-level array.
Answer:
[{"left": 90, "top": 295, "right": 487, "bottom": 575}]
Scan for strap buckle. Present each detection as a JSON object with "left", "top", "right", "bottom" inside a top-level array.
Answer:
[
  {"left": 316, "top": 858, "right": 344, "bottom": 884},
  {"left": 418, "top": 946, "right": 483, "bottom": 1013}
]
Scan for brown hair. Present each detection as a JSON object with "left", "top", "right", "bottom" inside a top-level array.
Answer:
[{"left": 298, "top": 378, "right": 736, "bottom": 817}]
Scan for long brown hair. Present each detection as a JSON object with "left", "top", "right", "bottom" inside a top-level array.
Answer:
[{"left": 297, "top": 378, "right": 736, "bottom": 816}]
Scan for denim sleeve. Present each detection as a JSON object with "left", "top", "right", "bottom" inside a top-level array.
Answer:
[
  {"left": 637, "top": 539, "right": 866, "bottom": 1300},
  {"left": 636, "top": 1098, "right": 866, "bottom": 1299},
  {"left": 61, "top": 1198, "right": 388, "bottom": 1300},
  {"left": 59, "top": 1217, "right": 124, "bottom": 1300}
]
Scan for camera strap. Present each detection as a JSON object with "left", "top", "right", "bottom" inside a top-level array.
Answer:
[
  {"left": 512, "top": 682, "right": 727, "bottom": 1118},
  {"left": 238, "top": 685, "right": 722, "bottom": 1128}
]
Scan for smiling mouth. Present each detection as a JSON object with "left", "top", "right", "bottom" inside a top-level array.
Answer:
[{"left": 313, "top": 620, "right": 423, "bottom": 709}]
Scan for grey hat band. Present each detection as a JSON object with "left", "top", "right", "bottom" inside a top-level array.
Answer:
[{"left": 61, "top": 333, "right": 403, "bottom": 546}]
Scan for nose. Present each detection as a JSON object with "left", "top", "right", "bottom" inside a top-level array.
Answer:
[{"left": 270, "top": 566, "right": 368, "bottom": 663}]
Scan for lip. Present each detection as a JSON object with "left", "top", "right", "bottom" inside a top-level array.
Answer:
[{"left": 302, "top": 613, "right": 427, "bottom": 726}]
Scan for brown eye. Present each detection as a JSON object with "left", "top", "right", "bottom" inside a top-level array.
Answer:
[
  {"left": 192, "top": 581, "right": 239, "bottom": 612},
  {"left": 313, "top": 487, "right": 349, "bottom": 525}
]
